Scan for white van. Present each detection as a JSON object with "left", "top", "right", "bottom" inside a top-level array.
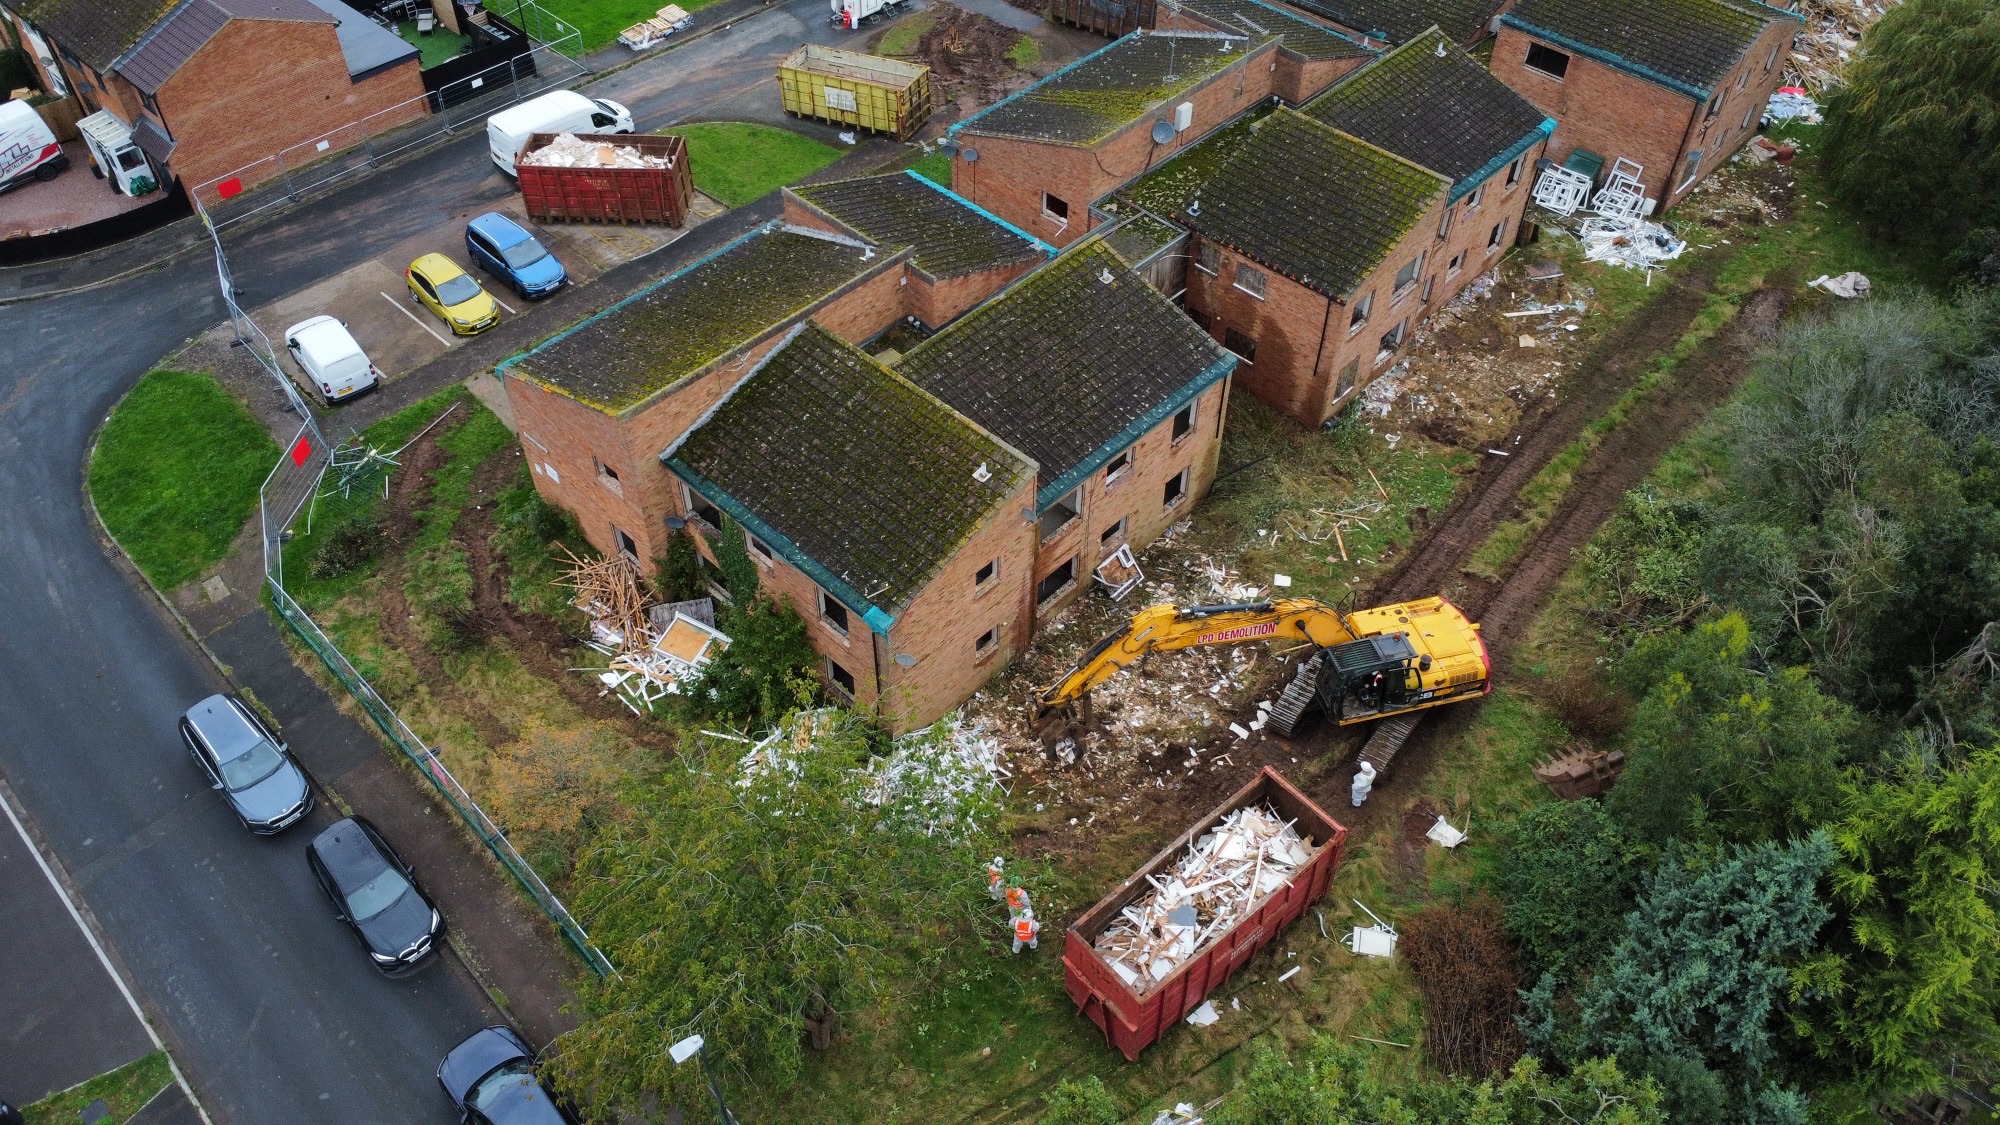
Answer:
[
  {"left": 487, "top": 91, "right": 633, "bottom": 175},
  {"left": 0, "top": 98, "right": 69, "bottom": 193},
  {"left": 284, "top": 316, "right": 382, "bottom": 405}
]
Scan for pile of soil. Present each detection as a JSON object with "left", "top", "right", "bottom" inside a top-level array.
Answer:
[{"left": 908, "top": 4, "right": 1039, "bottom": 112}]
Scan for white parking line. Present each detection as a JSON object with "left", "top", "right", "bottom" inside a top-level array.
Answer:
[
  {"left": 380, "top": 291, "right": 452, "bottom": 347},
  {"left": 0, "top": 780, "right": 216, "bottom": 1125},
  {"left": 493, "top": 294, "right": 518, "bottom": 316}
]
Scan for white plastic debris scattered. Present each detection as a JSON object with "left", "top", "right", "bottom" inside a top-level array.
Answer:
[
  {"left": 1343, "top": 899, "right": 1399, "bottom": 958},
  {"left": 1362, "top": 359, "right": 1410, "bottom": 416},
  {"left": 1152, "top": 1103, "right": 1203, "bottom": 1125},
  {"left": 1272, "top": 573, "right": 1292, "bottom": 588},
  {"left": 520, "top": 132, "right": 676, "bottom": 169},
  {"left": 866, "top": 714, "right": 1010, "bottom": 835},
  {"left": 1093, "top": 804, "right": 1320, "bottom": 993},
  {"left": 1578, "top": 216, "right": 1686, "bottom": 271},
  {"left": 1278, "top": 965, "right": 1302, "bottom": 982},
  {"left": 1808, "top": 271, "right": 1870, "bottom": 298},
  {"left": 1426, "top": 815, "right": 1467, "bottom": 848},
  {"left": 1229, "top": 722, "right": 1251, "bottom": 740},
  {"left": 1184, "top": 1000, "right": 1220, "bottom": 1026},
  {"left": 1765, "top": 86, "right": 1822, "bottom": 124},
  {"left": 1531, "top": 164, "right": 1593, "bottom": 216}
]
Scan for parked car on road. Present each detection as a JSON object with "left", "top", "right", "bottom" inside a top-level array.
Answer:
[
  {"left": 407, "top": 253, "right": 499, "bottom": 335},
  {"left": 179, "top": 694, "right": 311, "bottom": 834},
  {"left": 284, "top": 315, "right": 382, "bottom": 405},
  {"left": 306, "top": 816, "right": 445, "bottom": 974},
  {"left": 465, "top": 213, "right": 567, "bottom": 300},
  {"left": 438, "top": 1026, "right": 574, "bottom": 1124}
]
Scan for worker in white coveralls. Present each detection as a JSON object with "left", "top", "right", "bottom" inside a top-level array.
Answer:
[
  {"left": 1013, "top": 908, "right": 1040, "bottom": 953},
  {"left": 987, "top": 857, "right": 1006, "bottom": 901},
  {"left": 1005, "top": 884, "right": 1032, "bottom": 918},
  {"left": 1351, "top": 760, "right": 1377, "bottom": 807}
]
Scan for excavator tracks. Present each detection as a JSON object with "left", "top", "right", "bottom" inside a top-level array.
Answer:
[
  {"left": 1266, "top": 653, "right": 1324, "bottom": 739},
  {"left": 1359, "top": 714, "right": 1423, "bottom": 774}
]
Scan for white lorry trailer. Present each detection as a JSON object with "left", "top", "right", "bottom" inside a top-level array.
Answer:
[{"left": 0, "top": 99, "right": 69, "bottom": 194}]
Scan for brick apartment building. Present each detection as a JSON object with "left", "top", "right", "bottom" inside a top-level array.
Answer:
[
  {"left": 1280, "top": 0, "right": 1507, "bottom": 46},
  {"left": 7, "top": 0, "right": 423, "bottom": 195},
  {"left": 1156, "top": 0, "right": 1373, "bottom": 104},
  {"left": 1491, "top": 0, "right": 1802, "bottom": 209},
  {"left": 1168, "top": 109, "right": 1450, "bottom": 427},
  {"left": 948, "top": 29, "right": 1282, "bottom": 248}
]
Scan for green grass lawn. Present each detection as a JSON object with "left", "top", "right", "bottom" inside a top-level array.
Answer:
[
  {"left": 905, "top": 145, "right": 953, "bottom": 187},
  {"left": 514, "top": 0, "right": 724, "bottom": 53},
  {"left": 875, "top": 8, "right": 935, "bottom": 55},
  {"left": 88, "top": 370, "right": 279, "bottom": 591},
  {"left": 26, "top": 1052, "right": 174, "bottom": 1125},
  {"left": 396, "top": 21, "right": 472, "bottom": 68},
  {"left": 673, "top": 121, "right": 845, "bottom": 207}
]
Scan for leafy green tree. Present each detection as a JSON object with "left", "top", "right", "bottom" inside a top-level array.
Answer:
[
  {"left": 1206, "top": 1036, "right": 1420, "bottom": 1125},
  {"left": 1497, "top": 801, "right": 1639, "bottom": 978},
  {"left": 1792, "top": 745, "right": 2000, "bottom": 1099},
  {"left": 1608, "top": 615, "right": 1856, "bottom": 848},
  {"left": 1039, "top": 1077, "right": 1121, "bottom": 1125},
  {"left": 1527, "top": 834, "right": 1835, "bottom": 1122},
  {"left": 667, "top": 595, "right": 819, "bottom": 728},
  {"left": 652, "top": 530, "right": 701, "bottom": 603},
  {"left": 1820, "top": 0, "right": 2000, "bottom": 261},
  {"left": 550, "top": 716, "right": 993, "bottom": 1117},
  {"left": 1458, "top": 1057, "right": 1667, "bottom": 1125},
  {"left": 714, "top": 513, "right": 762, "bottom": 604}
]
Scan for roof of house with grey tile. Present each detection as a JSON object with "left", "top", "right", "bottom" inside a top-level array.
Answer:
[
  {"left": 114, "top": 0, "right": 339, "bottom": 92},
  {"left": 666, "top": 323, "right": 1033, "bottom": 621},
  {"left": 1180, "top": 0, "right": 1370, "bottom": 61},
  {"left": 897, "top": 240, "right": 1234, "bottom": 510},
  {"left": 1304, "top": 27, "right": 1553, "bottom": 201},
  {"left": 1178, "top": 108, "right": 1448, "bottom": 298},
  {"left": 792, "top": 173, "right": 1049, "bottom": 278},
  {"left": 1285, "top": 0, "right": 1504, "bottom": 45},
  {"left": 1501, "top": 0, "right": 1798, "bottom": 96}
]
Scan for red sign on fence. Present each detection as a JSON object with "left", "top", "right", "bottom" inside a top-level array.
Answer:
[
  {"left": 290, "top": 435, "right": 313, "bottom": 467},
  {"left": 216, "top": 176, "right": 243, "bottom": 200}
]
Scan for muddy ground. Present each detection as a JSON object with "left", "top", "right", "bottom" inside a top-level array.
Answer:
[{"left": 900, "top": 4, "right": 1043, "bottom": 113}]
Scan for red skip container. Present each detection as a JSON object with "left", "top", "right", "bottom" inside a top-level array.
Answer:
[
  {"left": 515, "top": 132, "right": 694, "bottom": 226},
  {"left": 1062, "top": 767, "right": 1346, "bottom": 1061}
]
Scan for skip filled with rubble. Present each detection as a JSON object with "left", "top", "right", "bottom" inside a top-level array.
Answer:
[
  {"left": 520, "top": 132, "right": 678, "bottom": 170},
  {"left": 1094, "top": 804, "right": 1319, "bottom": 992}
]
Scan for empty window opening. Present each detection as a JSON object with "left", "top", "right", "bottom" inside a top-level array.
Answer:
[
  {"left": 1171, "top": 402, "right": 1196, "bottom": 442},
  {"left": 746, "top": 533, "right": 774, "bottom": 563},
  {"left": 1037, "top": 558, "right": 1077, "bottom": 606},
  {"left": 1233, "top": 263, "right": 1267, "bottom": 299},
  {"left": 1487, "top": 218, "right": 1509, "bottom": 251},
  {"left": 975, "top": 558, "right": 999, "bottom": 590},
  {"left": 1448, "top": 251, "right": 1465, "bottom": 274},
  {"left": 1040, "top": 486, "right": 1082, "bottom": 539},
  {"left": 1705, "top": 90, "right": 1724, "bottom": 120},
  {"left": 1349, "top": 291, "right": 1374, "bottom": 331},
  {"left": 1393, "top": 253, "right": 1423, "bottom": 296},
  {"left": 819, "top": 588, "right": 850, "bottom": 636},
  {"left": 1377, "top": 320, "right": 1408, "bottom": 364},
  {"left": 595, "top": 458, "right": 619, "bottom": 482},
  {"left": 1223, "top": 327, "right": 1258, "bottom": 362},
  {"left": 615, "top": 527, "right": 639, "bottom": 561},
  {"left": 827, "top": 659, "right": 856, "bottom": 698},
  {"left": 1163, "top": 468, "right": 1189, "bottom": 510},
  {"left": 1506, "top": 156, "right": 1525, "bottom": 186},
  {"left": 684, "top": 486, "right": 722, "bottom": 529},
  {"left": 1195, "top": 243, "right": 1220, "bottom": 274},
  {"left": 1421, "top": 274, "right": 1436, "bottom": 303},
  {"left": 1524, "top": 42, "right": 1569, "bottom": 79},
  {"left": 1105, "top": 448, "right": 1133, "bottom": 485},
  {"left": 1100, "top": 517, "right": 1128, "bottom": 548},
  {"left": 1042, "top": 192, "right": 1070, "bottom": 224},
  {"left": 975, "top": 626, "right": 1001, "bottom": 657},
  {"left": 1466, "top": 185, "right": 1485, "bottom": 211}
]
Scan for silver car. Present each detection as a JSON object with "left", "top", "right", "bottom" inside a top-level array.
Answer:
[{"left": 179, "top": 694, "right": 312, "bottom": 834}]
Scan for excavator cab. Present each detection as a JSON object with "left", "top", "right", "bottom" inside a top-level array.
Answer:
[{"left": 1316, "top": 633, "right": 1423, "bottom": 719}]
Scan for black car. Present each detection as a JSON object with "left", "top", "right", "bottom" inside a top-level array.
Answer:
[
  {"left": 179, "top": 693, "right": 312, "bottom": 834},
  {"left": 438, "top": 1026, "right": 573, "bottom": 1125},
  {"left": 306, "top": 816, "right": 444, "bottom": 974}
]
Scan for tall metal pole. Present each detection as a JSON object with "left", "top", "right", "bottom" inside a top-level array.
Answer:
[{"left": 696, "top": 1048, "right": 741, "bottom": 1125}]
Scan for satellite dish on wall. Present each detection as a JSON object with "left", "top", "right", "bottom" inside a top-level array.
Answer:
[
  {"left": 960, "top": 147, "right": 980, "bottom": 163},
  {"left": 1150, "top": 118, "right": 1176, "bottom": 145},
  {"left": 894, "top": 653, "right": 918, "bottom": 667}
]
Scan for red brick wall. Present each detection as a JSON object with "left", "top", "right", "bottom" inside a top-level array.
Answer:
[
  {"left": 953, "top": 39, "right": 1278, "bottom": 246},
  {"left": 1153, "top": 8, "right": 1365, "bottom": 103},
  {"left": 1489, "top": 21, "right": 1787, "bottom": 208},
  {"left": 155, "top": 20, "right": 425, "bottom": 192},
  {"left": 1421, "top": 141, "right": 1543, "bottom": 307},
  {"left": 913, "top": 260, "right": 1041, "bottom": 327},
  {"left": 1187, "top": 189, "right": 1444, "bottom": 427},
  {"left": 1033, "top": 378, "right": 1229, "bottom": 617}
]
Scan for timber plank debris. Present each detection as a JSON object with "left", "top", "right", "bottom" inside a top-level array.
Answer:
[{"left": 557, "top": 548, "right": 729, "bottom": 711}]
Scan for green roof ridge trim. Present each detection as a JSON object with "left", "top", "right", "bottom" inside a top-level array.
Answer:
[
  {"left": 1496, "top": 8, "right": 1795, "bottom": 99},
  {"left": 1035, "top": 351, "right": 1235, "bottom": 511},
  {"left": 901, "top": 170, "right": 1058, "bottom": 259},
  {"left": 1449, "top": 117, "right": 1557, "bottom": 204}
]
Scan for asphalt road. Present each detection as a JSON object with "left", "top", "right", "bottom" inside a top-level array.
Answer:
[{"left": 0, "top": 5, "right": 892, "bottom": 1117}]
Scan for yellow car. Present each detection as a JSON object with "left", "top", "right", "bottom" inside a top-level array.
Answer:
[{"left": 406, "top": 252, "right": 499, "bottom": 335}]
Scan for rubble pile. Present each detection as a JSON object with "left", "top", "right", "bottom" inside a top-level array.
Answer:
[
  {"left": 1578, "top": 216, "right": 1687, "bottom": 272},
  {"left": 557, "top": 548, "right": 727, "bottom": 712},
  {"left": 867, "top": 715, "right": 1012, "bottom": 835},
  {"left": 521, "top": 132, "right": 676, "bottom": 169},
  {"left": 1788, "top": 0, "right": 1897, "bottom": 93},
  {"left": 1094, "top": 804, "right": 1319, "bottom": 991}
]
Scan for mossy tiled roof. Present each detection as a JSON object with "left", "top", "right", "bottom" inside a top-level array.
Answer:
[
  {"left": 1503, "top": 0, "right": 1794, "bottom": 94},
  {"left": 794, "top": 173, "right": 1046, "bottom": 279},
  {"left": 1103, "top": 212, "right": 1185, "bottom": 266},
  {"left": 1286, "top": 0, "right": 1504, "bottom": 45},
  {"left": 955, "top": 30, "right": 1266, "bottom": 145},
  {"left": 1179, "top": 109, "right": 1447, "bottom": 298},
  {"left": 667, "top": 324, "right": 1032, "bottom": 615},
  {"left": 17, "top": 0, "right": 179, "bottom": 69},
  {"left": 1305, "top": 28, "right": 1551, "bottom": 201},
  {"left": 1112, "top": 108, "right": 1266, "bottom": 218},
  {"left": 506, "top": 227, "right": 883, "bottom": 414},
  {"left": 1180, "top": 0, "right": 1369, "bottom": 61},
  {"left": 898, "top": 241, "right": 1234, "bottom": 510}
]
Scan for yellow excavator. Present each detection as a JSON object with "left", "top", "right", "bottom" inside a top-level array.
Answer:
[{"left": 1036, "top": 596, "right": 1492, "bottom": 739}]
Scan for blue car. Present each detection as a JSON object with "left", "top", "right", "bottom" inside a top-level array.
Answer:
[{"left": 464, "top": 212, "right": 566, "bottom": 299}]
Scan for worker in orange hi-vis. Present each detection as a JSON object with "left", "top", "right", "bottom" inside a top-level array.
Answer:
[
  {"left": 1012, "top": 908, "right": 1040, "bottom": 953},
  {"left": 1005, "top": 884, "right": 1032, "bottom": 918},
  {"left": 987, "top": 857, "right": 1006, "bottom": 901}
]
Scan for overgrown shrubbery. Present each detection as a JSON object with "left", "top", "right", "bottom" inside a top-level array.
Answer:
[
  {"left": 666, "top": 594, "right": 820, "bottom": 730},
  {"left": 1399, "top": 901, "right": 1522, "bottom": 1078},
  {"left": 307, "top": 514, "right": 382, "bottom": 580}
]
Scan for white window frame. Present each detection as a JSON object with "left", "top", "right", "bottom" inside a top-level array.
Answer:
[
  {"left": 1040, "top": 486, "right": 1083, "bottom": 540},
  {"left": 1677, "top": 150, "right": 1704, "bottom": 193},
  {"left": 818, "top": 587, "right": 851, "bottom": 639},
  {"left": 1447, "top": 251, "right": 1464, "bottom": 276},
  {"left": 1233, "top": 263, "right": 1267, "bottom": 300},
  {"left": 975, "top": 624, "right": 1001, "bottom": 659},
  {"left": 825, "top": 657, "right": 856, "bottom": 699},
  {"left": 746, "top": 531, "right": 774, "bottom": 565},
  {"left": 1171, "top": 401, "right": 1197, "bottom": 443},
  {"left": 1392, "top": 252, "right": 1424, "bottom": 298},
  {"left": 1466, "top": 185, "right": 1485, "bottom": 211},
  {"left": 1438, "top": 206, "right": 1454, "bottom": 240},
  {"left": 1487, "top": 218, "right": 1509, "bottom": 252},
  {"left": 1524, "top": 42, "right": 1570, "bottom": 80},
  {"left": 974, "top": 557, "right": 1000, "bottom": 593},
  {"left": 614, "top": 526, "right": 640, "bottom": 562},
  {"left": 1505, "top": 156, "right": 1525, "bottom": 187},
  {"left": 1104, "top": 447, "right": 1134, "bottom": 487},
  {"left": 1041, "top": 191, "right": 1070, "bottom": 227},
  {"left": 1348, "top": 291, "right": 1374, "bottom": 333},
  {"left": 1740, "top": 104, "right": 1756, "bottom": 132}
]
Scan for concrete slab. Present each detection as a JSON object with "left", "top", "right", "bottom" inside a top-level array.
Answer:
[
  {"left": 125, "top": 1085, "right": 204, "bottom": 1125},
  {"left": 249, "top": 258, "right": 459, "bottom": 406},
  {"left": 0, "top": 143, "right": 157, "bottom": 239}
]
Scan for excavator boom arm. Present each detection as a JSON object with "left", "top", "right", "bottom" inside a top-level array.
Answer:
[{"left": 1038, "top": 599, "right": 1359, "bottom": 709}]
